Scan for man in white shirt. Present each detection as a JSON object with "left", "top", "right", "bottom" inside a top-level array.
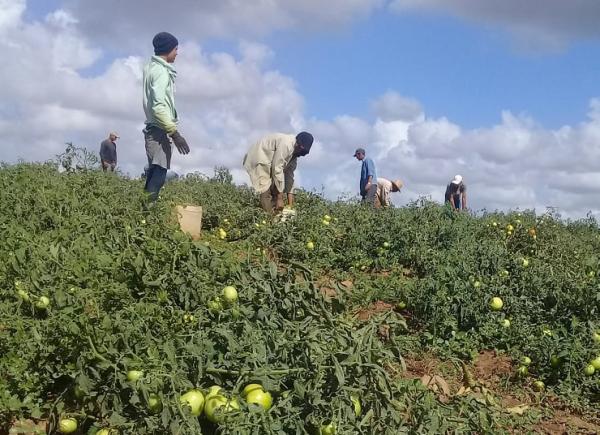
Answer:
[
  {"left": 376, "top": 178, "right": 403, "bottom": 208},
  {"left": 243, "top": 132, "right": 314, "bottom": 213}
]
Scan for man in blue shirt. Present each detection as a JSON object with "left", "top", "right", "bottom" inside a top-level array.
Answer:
[{"left": 354, "top": 148, "right": 377, "bottom": 206}]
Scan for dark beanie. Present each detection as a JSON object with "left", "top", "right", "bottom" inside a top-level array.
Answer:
[
  {"left": 296, "top": 131, "right": 314, "bottom": 149},
  {"left": 153, "top": 32, "right": 179, "bottom": 55}
]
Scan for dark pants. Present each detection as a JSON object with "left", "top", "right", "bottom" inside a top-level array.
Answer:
[
  {"left": 259, "top": 184, "right": 279, "bottom": 214},
  {"left": 144, "top": 165, "right": 167, "bottom": 201}
]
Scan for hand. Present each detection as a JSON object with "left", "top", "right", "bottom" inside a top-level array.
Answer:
[
  {"left": 365, "top": 182, "right": 372, "bottom": 192},
  {"left": 170, "top": 131, "right": 190, "bottom": 155}
]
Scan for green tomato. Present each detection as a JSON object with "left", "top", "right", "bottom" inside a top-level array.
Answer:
[
  {"left": 396, "top": 301, "right": 407, "bottom": 310},
  {"left": 97, "top": 429, "right": 118, "bottom": 435},
  {"left": 532, "top": 380, "right": 544, "bottom": 391},
  {"left": 17, "top": 289, "right": 29, "bottom": 301},
  {"left": 246, "top": 389, "right": 273, "bottom": 410},
  {"left": 350, "top": 394, "right": 361, "bottom": 416},
  {"left": 204, "top": 395, "right": 240, "bottom": 423},
  {"left": 58, "top": 418, "right": 77, "bottom": 434},
  {"left": 521, "top": 356, "right": 532, "bottom": 367},
  {"left": 383, "top": 242, "right": 390, "bottom": 248},
  {"left": 517, "top": 366, "right": 528, "bottom": 377},
  {"left": 205, "top": 385, "right": 223, "bottom": 400},
  {"left": 583, "top": 364, "right": 595, "bottom": 376},
  {"left": 321, "top": 219, "right": 330, "bottom": 226},
  {"left": 208, "top": 299, "right": 223, "bottom": 313},
  {"left": 591, "top": 356, "right": 600, "bottom": 370},
  {"left": 323, "top": 214, "right": 332, "bottom": 221},
  {"left": 489, "top": 297, "right": 503, "bottom": 311},
  {"left": 222, "top": 286, "right": 238, "bottom": 304},
  {"left": 550, "top": 356, "right": 561, "bottom": 368},
  {"left": 73, "top": 385, "right": 85, "bottom": 400},
  {"left": 180, "top": 389, "right": 205, "bottom": 416},
  {"left": 148, "top": 393, "right": 162, "bottom": 413},
  {"left": 242, "top": 384, "right": 264, "bottom": 397},
  {"left": 35, "top": 296, "right": 50, "bottom": 310},
  {"left": 593, "top": 331, "right": 600, "bottom": 344},
  {"left": 521, "top": 258, "right": 529, "bottom": 267},
  {"left": 320, "top": 423, "right": 336, "bottom": 435},
  {"left": 501, "top": 319, "right": 511, "bottom": 328},
  {"left": 306, "top": 241, "right": 315, "bottom": 250},
  {"left": 473, "top": 281, "right": 481, "bottom": 289},
  {"left": 127, "top": 370, "right": 143, "bottom": 382}
]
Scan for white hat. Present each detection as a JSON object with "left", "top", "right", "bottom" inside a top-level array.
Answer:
[{"left": 451, "top": 174, "right": 463, "bottom": 184}]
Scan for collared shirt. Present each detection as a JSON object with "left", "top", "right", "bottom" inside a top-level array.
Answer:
[
  {"left": 243, "top": 133, "right": 297, "bottom": 194},
  {"left": 360, "top": 157, "right": 377, "bottom": 195},
  {"left": 143, "top": 56, "right": 178, "bottom": 134},
  {"left": 99, "top": 139, "right": 117, "bottom": 162}
]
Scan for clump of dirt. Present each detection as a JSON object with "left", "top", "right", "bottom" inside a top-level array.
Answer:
[
  {"left": 354, "top": 300, "right": 394, "bottom": 321},
  {"left": 474, "top": 350, "right": 513, "bottom": 382}
]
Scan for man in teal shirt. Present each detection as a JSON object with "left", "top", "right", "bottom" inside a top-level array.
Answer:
[
  {"left": 354, "top": 148, "right": 377, "bottom": 206},
  {"left": 142, "top": 32, "right": 190, "bottom": 201}
]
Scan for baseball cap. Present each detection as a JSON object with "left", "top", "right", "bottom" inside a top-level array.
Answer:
[
  {"left": 392, "top": 179, "right": 404, "bottom": 190},
  {"left": 451, "top": 174, "right": 463, "bottom": 184},
  {"left": 353, "top": 148, "right": 366, "bottom": 157}
]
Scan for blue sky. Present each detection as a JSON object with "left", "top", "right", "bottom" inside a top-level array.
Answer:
[{"left": 266, "top": 10, "right": 599, "bottom": 129}]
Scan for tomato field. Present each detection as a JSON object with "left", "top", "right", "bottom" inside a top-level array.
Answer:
[{"left": 1, "top": 162, "right": 599, "bottom": 434}]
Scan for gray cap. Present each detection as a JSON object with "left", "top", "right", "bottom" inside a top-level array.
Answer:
[{"left": 353, "top": 148, "right": 366, "bottom": 157}]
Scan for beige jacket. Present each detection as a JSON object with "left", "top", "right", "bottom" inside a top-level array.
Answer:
[
  {"left": 242, "top": 133, "right": 298, "bottom": 194},
  {"left": 377, "top": 178, "right": 393, "bottom": 207}
]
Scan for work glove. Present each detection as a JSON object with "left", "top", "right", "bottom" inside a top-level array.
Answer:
[{"left": 170, "top": 131, "right": 190, "bottom": 155}]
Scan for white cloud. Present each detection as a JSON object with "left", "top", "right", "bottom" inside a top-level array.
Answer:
[
  {"left": 61, "top": 0, "right": 384, "bottom": 50},
  {"left": 390, "top": 0, "right": 600, "bottom": 51},
  {"left": 372, "top": 91, "right": 423, "bottom": 122}
]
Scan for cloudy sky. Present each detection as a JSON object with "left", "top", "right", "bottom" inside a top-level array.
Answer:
[{"left": 3, "top": 0, "right": 600, "bottom": 218}]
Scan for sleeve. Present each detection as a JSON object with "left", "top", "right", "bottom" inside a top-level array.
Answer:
[
  {"left": 461, "top": 183, "right": 467, "bottom": 193},
  {"left": 283, "top": 157, "right": 297, "bottom": 193},
  {"left": 366, "top": 159, "right": 376, "bottom": 178},
  {"left": 149, "top": 72, "right": 177, "bottom": 134},
  {"left": 271, "top": 143, "right": 293, "bottom": 192}
]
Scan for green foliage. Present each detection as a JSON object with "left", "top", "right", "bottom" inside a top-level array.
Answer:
[{"left": 0, "top": 163, "right": 598, "bottom": 434}]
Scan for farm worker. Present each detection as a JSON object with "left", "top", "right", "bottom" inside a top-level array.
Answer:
[
  {"left": 243, "top": 132, "right": 314, "bottom": 214},
  {"left": 99, "top": 132, "right": 118, "bottom": 172},
  {"left": 353, "top": 148, "right": 377, "bottom": 206},
  {"left": 142, "top": 32, "right": 190, "bottom": 202},
  {"left": 445, "top": 174, "right": 467, "bottom": 210},
  {"left": 375, "top": 178, "right": 403, "bottom": 208}
]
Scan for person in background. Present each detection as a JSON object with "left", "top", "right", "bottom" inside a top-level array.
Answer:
[
  {"left": 445, "top": 174, "right": 467, "bottom": 210},
  {"left": 353, "top": 148, "right": 377, "bottom": 206},
  {"left": 142, "top": 31, "right": 190, "bottom": 202},
  {"left": 100, "top": 132, "right": 118, "bottom": 172},
  {"left": 375, "top": 177, "right": 403, "bottom": 208},
  {"left": 243, "top": 132, "right": 314, "bottom": 214}
]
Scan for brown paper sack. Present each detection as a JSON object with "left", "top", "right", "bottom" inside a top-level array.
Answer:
[{"left": 175, "top": 205, "right": 203, "bottom": 239}]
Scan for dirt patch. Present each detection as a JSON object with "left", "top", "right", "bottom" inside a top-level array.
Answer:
[
  {"left": 473, "top": 350, "right": 513, "bottom": 383},
  {"left": 535, "top": 410, "right": 600, "bottom": 434},
  {"left": 354, "top": 301, "right": 395, "bottom": 321},
  {"left": 316, "top": 277, "right": 354, "bottom": 300}
]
